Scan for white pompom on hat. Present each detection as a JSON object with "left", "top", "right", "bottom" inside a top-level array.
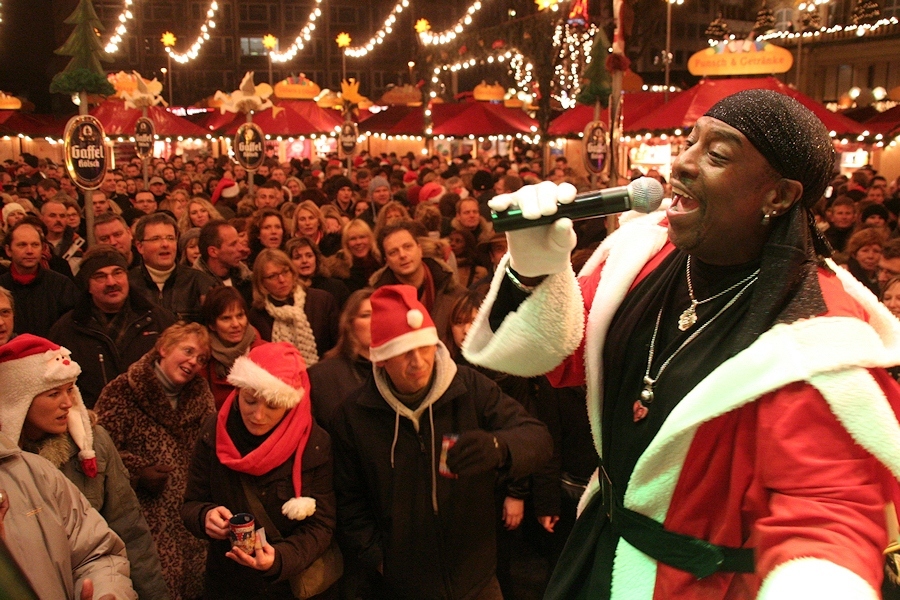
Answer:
[
  {"left": 0, "top": 335, "right": 96, "bottom": 476},
  {"left": 369, "top": 285, "right": 439, "bottom": 362}
]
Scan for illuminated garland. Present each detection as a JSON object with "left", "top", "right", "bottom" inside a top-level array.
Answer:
[
  {"left": 418, "top": 1, "right": 485, "bottom": 46},
  {"left": 102, "top": 0, "right": 135, "bottom": 54},
  {"left": 755, "top": 16, "right": 898, "bottom": 41},
  {"left": 270, "top": 1, "right": 325, "bottom": 62},
  {"left": 165, "top": 1, "right": 219, "bottom": 64},
  {"left": 344, "top": 0, "right": 410, "bottom": 58},
  {"left": 552, "top": 22, "right": 598, "bottom": 109}
]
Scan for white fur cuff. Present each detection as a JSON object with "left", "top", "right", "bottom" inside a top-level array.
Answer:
[
  {"left": 462, "top": 255, "right": 584, "bottom": 377},
  {"left": 757, "top": 557, "right": 878, "bottom": 600}
]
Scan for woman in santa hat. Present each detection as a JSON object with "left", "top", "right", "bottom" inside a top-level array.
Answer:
[
  {"left": 0, "top": 334, "right": 170, "bottom": 599},
  {"left": 182, "top": 341, "right": 336, "bottom": 600}
]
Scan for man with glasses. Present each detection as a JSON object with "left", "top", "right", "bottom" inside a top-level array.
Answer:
[
  {"left": 128, "top": 213, "right": 216, "bottom": 323},
  {"left": 50, "top": 245, "right": 175, "bottom": 408}
]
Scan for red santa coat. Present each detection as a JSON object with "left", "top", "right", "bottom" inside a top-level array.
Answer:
[{"left": 464, "top": 210, "right": 900, "bottom": 600}]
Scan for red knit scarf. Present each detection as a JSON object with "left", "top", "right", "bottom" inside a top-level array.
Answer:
[
  {"left": 9, "top": 263, "right": 37, "bottom": 285},
  {"left": 215, "top": 389, "right": 313, "bottom": 497}
]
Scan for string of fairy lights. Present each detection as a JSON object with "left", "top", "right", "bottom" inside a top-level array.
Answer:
[
  {"left": 416, "top": 1, "right": 485, "bottom": 47},
  {"left": 270, "top": 0, "right": 325, "bottom": 63},
  {"left": 343, "top": 0, "right": 410, "bottom": 58}
]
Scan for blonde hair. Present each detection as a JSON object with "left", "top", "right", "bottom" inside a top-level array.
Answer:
[
  {"left": 293, "top": 200, "right": 325, "bottom": 238},
  {"left": 155, "top": 322, "right": 210, "bottom": 358},
  {"left": 251, "top": 248, "right": 298, "bottom": 309},
  {"left": 178, "top": 197, "right": 224, "bottom": 232}
]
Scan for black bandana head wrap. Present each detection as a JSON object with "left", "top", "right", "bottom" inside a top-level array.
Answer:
[{"left": 704, "top": 89, "right": 835, "bottom": 209}]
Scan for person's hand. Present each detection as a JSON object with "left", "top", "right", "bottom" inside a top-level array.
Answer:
[
  {"left": 204, "top": 506, "right": 233, "bottom": 540},
  {"left": 502, "top": 497, "right": 524, "bottom": 530},
  {"left": 446, "top": 430, "right": 508, "bottom": 476},
  {"left": 226, "top": 534, "right": 276, "bottom": 571},
  {"left": 136, "top": 464, "right": 174, "bottom": 495},
  {"left": 325, "top": 220, "right": 343, "bottom": 234},
  {"left": 79, "top": 579, "right": 115, "bottom": 600},
  {"left": 538, "top": 515, "right": 560, "bottom": 533},
  {"left": 489, "top": 181, "right": 577, "bottom": 278}
]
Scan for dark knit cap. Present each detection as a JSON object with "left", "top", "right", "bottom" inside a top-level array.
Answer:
[
  {"left": 704, "top": 90, "right": 835, "bottom": 209},
  {"left": 325, "top": 176, "right": 354, "bottom": 199},
  {"left": 861, "top": 203, "right": 890, "bottom": 223},
  {"left": 76, "top": 245, "right": 129, "bottom": 288},
  {"left": 471, "top": 170, "right": 493, "bottom": 192}
]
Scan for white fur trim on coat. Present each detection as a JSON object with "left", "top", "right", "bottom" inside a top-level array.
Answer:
[
  {"left": 369, "top": 326, "right": 439, "bottom": 363},
  {"left": 756, "top": 557, "right": 878, "bottom": 600},
  {"left": 227, "top": 355, "right": 304, "bottom": 409},
  {"left": 462, "top": 254, "right": 584, "bottom": 377},
  {"left": 282, "top": 496, "right": 316, "bottom": 520}
]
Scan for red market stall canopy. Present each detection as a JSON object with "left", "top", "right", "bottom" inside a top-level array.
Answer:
[
  {"left": 547, "top": 91, "right": 675, "bottom": 137},
  {"left": 431, "top": 102, "right": 539, "bottom": 137},
  {"left": 359, "top": 105, "right": 425, "bottom": 136},
  {"left": 204, "top": 101, "right": 343, "bottom": 137},
  {"left": 864, "top": 105, "right": 900, "bottom": 137},
  {"left": 0, "top": 111, "right": 67, "bottom": 138},
  {"left": 90, "top": 100, "right": 208, "bottom": 138},
  {"left": 627, "top": 77, "right": 867, "bottom": 137}
]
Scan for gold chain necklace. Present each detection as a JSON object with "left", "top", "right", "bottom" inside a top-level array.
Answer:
[{"left": 678, "top": 257, "right": 761, "bottom": 331}]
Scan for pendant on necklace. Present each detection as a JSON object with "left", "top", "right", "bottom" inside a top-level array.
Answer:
[
  {"left": 678, "top": 301, "right": 698, "bottom": 331},
  {"left": 633, "top": 379, "right": 654, "bottom": 422}
]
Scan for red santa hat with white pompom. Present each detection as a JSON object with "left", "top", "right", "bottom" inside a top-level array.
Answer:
[
  {"left": 0, "top": 335, "right": 97, "bottom": 477},
  {"left": 369, "top": 285, "right": 439, "bottom": 362}
]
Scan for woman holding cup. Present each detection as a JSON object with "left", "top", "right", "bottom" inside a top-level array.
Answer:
[{"left": 182, "top": 342, "right": 336, "bottom": 600}]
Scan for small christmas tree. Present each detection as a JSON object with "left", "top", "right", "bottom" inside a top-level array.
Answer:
[
  {"left": 576, "top": 26, "right": 612, "bottom": 107},
  {"left": 753, "top": 0, "right": 775, "bottom": 36},
  {"left": 852, "top": 0, "right": 881, "bottom": 25},
  {"left": 49, "top": 0, "right": 115, "bottom": 96},
  {"left": 800, "top": 7, "right": 822, "bottom": 30},
  {"left": 705, "top": 12, "right": 732, "bottom": 40}
]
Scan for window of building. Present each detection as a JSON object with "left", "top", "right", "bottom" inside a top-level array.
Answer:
[
  {"left": 330, "top": 6, "right": 358, "bottom": 25},
  {"left": 240, "top": 37, "right": 274, "bottom": 57},
  {"left": 775, "top": 7, "right": 793, "bottom": 30},
  {"left": 240, "top": 4, "right": 271, "bottom": 22},
  {"left": 884, "top": 0, "right": 899, "bottom": 18}
]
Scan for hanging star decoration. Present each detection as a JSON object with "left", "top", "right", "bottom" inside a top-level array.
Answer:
[
  {"left": 160, "top": 31, "right": 176, "bottom": 48},
  {"left": 336, "top": 32, "right": 352, "bottom": 48},
  {"left": 214, "top": 71, "right": 276, "bottom": 115},
  {"left": 117, "top": 71, "right": 165, "bottom": 108},
  {"left": 535, "top": 0, "right": 559, "bottom": 10},
  {"left": 415, "top": 19, "right": 431, "bottom": 34},
  {"left": 262, "top": 34, "right": 278, "bottom": 51}
]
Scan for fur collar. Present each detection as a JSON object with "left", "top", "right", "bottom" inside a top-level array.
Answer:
[
  {"left": 124, "top": 351, "right": 215, "bottom": 431},
  {"left": 23, "top": 433, "right": 74, "bottom": 469}
]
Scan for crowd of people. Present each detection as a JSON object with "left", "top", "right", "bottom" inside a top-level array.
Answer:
[
  {"left": 0, "top": 146, "right": 596, "bottom": 600},
  {"left": 2, "top": 89, "right": 900, "bottom": 600}
]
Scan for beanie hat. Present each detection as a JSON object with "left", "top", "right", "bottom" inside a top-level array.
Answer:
[
  {"left": 221, "top": 342, "right": 315, "bottom": 520},
  {"left": 178, "top": 227, "right": 201, "bottom": 258},
  {"left": 76, "top": 245, "right": 129, "bottom": 288},
  {"left": 861, "top": 203, "right": 890, "bottom": 223},
  {"left": 326, "top": 176, "right": 354, "bottom": 199},
  {"left": 2, "top": 202, "right": 26, "bottom": 222},
  {"left": 369, "top": 285, "right": 439, "bottom": 362},
  {"left": 368, "top": 176, "right": 390, "bottom": 196},
  {"left": 471, "top": 170, "right": 494, "bottom": 192},
  {"left": 0, "top": 335, "right": 96, "bottom": 477},
  {"left": 210, "top": 177, "right": 240, "bottom": 205},
  {"left": 419, "top": 181, "right": 445, "bottom": 204},
  {"left": 705, "top": 89, "right": 835, "bottom": 208}
]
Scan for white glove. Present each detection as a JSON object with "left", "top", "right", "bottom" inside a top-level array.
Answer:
[{"left": 489, "top": 181, "right": 578, "bottom": 278}]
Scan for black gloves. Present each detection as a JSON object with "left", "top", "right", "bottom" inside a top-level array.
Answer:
[{"left": 446, "top": 430, "right": 509, "bottom": 476}]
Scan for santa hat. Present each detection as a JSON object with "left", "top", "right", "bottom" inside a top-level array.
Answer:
[
  {"left": 210, "top": 177, "right": 241, "bottom": 205},
  {"left": 369, "top": 285, "right": 439, "bottom": 362},
  {"left": 223, "top": 342, "right": 315, "bottom": 520},
  {"left": 403, "top": 169, "right": 419, "bottom": 184},
  {"left": 419, "top": 181, "right": 445, "bottom": 204},
  {"left": 0, "top": 335, "right": 96, "bottom": 477}
]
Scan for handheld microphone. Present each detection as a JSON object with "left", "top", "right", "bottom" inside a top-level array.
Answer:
[{"left": 490, "top": 177, "right": 665, "bottom": 232}]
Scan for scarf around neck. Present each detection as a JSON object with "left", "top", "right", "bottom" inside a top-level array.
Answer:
[
  {"left": 209, "top": 325, "right": 257, "bottom": 379},
  {"left": 266, "top": 286, "right": 319, "bottom": 367}
]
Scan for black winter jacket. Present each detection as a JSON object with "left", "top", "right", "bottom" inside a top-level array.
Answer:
[
  {"left": 332, "top": 363, "right": 552, "bottom": 600},
  {"left": 49, "top": 292, "right": 176, "bottom": 408},
  {"left": 0, "top": 267, "right": 78, "bottom": 338},
  {"left": 128, "top": 263, "right": 217, "bottom": 323}
]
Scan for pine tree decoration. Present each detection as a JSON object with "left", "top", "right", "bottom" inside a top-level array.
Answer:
[
  {"left": 852, "top": 0, "right": 881, "bottom": 25},
  {"left": 754, "top": 0, "right": 776, "bottom": 35},
  {"left": 800, "top": 7, "right": 822, "bottom": 30},
  {"left": 705, "top": 12, "right": 732, "bottom": 40},
  {"left": 49, "top": 0, "right": 115, "bottom": 96},
  {"left": 576, "top": 26, "right": 612, "bottom": 108}
]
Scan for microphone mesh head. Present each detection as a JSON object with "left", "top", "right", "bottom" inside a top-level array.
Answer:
[{"left": 628, "top": 177, "right": 665, "bottom": 213}]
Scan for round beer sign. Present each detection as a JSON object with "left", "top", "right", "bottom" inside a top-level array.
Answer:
[
  {"left": 63, "top": 115, "right": 107, "bottom": 190},
  {"left": 339, "top": 122, "right": 358, "bottom": 156},
  {"left": 233, "top": 122, "right": 266, "bottom": 171},
  {"left": 134, "top": 117, "right": 156, "bottom": 159},
  {"left": 583, "top": 120, "right": 608, "bottom": 175}
]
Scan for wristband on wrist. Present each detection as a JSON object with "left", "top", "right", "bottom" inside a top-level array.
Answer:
[{"left": 505, "top": 264, "right": 536, "bottom": 294}]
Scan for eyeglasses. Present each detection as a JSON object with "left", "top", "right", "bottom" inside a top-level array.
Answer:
[
  {"left": 176, "top": 345, "right": 209, "bottom": 366},
  {"left": 262, "top": 267, "right": 292, "bottom": 282},
  {"left": 142, "top": 235, "right": 177, "bottom": 244}
]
